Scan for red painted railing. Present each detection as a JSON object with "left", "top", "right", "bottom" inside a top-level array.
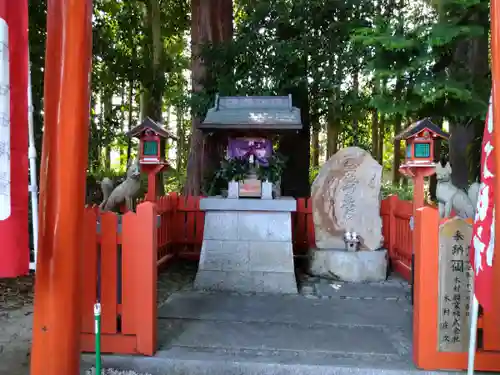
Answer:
[
  {"left": 381, "top": 195, "right": 413, "bottom": 281},
  {"left": 80, "top": 194, "right": 415, "bottom": 356},
  {"left": 82, "top": 195, "right": 500, "bottom": 371},
  {"left": 81, "top": 203, "right": 157, "bottom": 356},
  {"left": 154, "top": 193, "right": 414, "bottom": 280}
]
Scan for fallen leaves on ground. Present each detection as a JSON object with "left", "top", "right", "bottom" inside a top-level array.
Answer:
[{"left": 0, "top": 274, "right": 34, "bottom": 311}]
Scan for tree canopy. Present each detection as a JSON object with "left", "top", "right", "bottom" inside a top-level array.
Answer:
[{"left": 27, "top": 0, "right": 491, "bottom": 199}]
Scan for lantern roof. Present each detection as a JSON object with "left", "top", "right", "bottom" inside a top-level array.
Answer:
[
  {"left": 394, "top": 118, "right": 449, "bottom": 141},
  {"left": 199, "top": 94, "right": 303, "bottom": 130},
  {"left": 126, "top": 117, "right": 177, "bottom": 140}
]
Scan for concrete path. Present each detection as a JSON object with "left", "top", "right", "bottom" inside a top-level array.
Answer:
[{"left": 81, "top": 280, "right": 470, "bottom": 375}]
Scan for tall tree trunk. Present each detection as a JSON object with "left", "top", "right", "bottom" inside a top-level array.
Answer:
[
  {"left": 176, "top": 106, "right": 184, "bottom": 170},
  {"left": 392, "top": 116, "right": 402, "bottom": 186},
  {"left": 429, "top": 117, "right": 443, "bottom": 200},
  {"left": 371, "top": 79, "right": 379, "bottom": 160},
  {"left": 378, "top": 114, "right": 385, "bottom": 166},
  {"left": 120, "top": 80, "right": 126, "bottom": 168},
  {"left": 447, "top": 5, "right": 489, "bottom": 188},
  {"left": 327, "top": 103, "right": 340, "bottom": 158},
  {"left": 139, "top": 87, "right": 146, "bottom": 122},
  {"left": 392, "top": 78, "right": 404, "bottom": 186},
  {"left": 279, "top": 90, "right": 310, "bottom": 197},
  {"left": 127, "top": 80, "right": 134, "bottom": 164},
  {"left": 310, "top": 81, "right": 320, "bottom": 168},
  {"left": 143, "top": 0, "right": 164, "bottom": 122},
  {"left": 311, "top": 125, "right": 320, "bottom": 168},
  {"left": 104, "top": 90, "right": 113, "bottom": 171},
  {"left": 142, "top": 0, "right": 166, "bottom": 195},
  {"left": 351, "top": 70, "right": 359, "bottom": 146},
  {"left": 276, "top": 5, "right": 311, "bottom": 197},
  {"left": 327, "top": 56, "right": 342, "bottom": 158},
  {"left": 392, "top": 0, "right": 405, "bottom": 186},
  {"left": 449, "top": 124, "right": 474, "bottom": 189},
  {"left": 371, "top": 109, "right": 379, "bottom": 160},
  {"left": 185, "top": 0, "right": 233, "bottom": 195}
]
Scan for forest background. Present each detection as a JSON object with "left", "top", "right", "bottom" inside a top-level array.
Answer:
[{"left": 28, "top": 0, "right": 491, "bottom": 202}]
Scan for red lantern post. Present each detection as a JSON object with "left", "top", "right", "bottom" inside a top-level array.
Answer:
[
  {"left": 395, "top": 118, "right": 449, "bottom": 211},
  {"left": 127, "top": 117, "right": 176, "bottom": 201}
]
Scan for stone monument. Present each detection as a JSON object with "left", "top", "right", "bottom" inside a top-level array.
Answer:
[
  {"left": 194, "top": 94, "right": 302, "bottom": 294},
  {"left": 309, "top": 147, "right": 387, "bottom": 282}
]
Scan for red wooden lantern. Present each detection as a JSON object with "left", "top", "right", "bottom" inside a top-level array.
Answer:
[
  {"left": 126, "top": 117, "right": 176, "bottom": 200},
  {"left": 395, "top": 118, "right": 449, "bottom": 170},
  {"left": 127, "top": 117, "right": 175, "bottom": 166}
]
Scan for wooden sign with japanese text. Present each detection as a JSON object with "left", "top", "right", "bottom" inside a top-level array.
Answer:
[{"left": 437, "top": 217, "right": 473, "bottom": 352}]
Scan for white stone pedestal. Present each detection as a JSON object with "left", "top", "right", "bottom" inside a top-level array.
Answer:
[
  {"left": 195, "top": 197, "right": 298, "bottom": 294},
  {"left": 309, "top": 248, "right": 388, "bottom": 283}
]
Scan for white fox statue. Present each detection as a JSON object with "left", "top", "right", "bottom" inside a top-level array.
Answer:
[
  {"left": 435, "top": 162, "right": 480, "bottom": 219},
  {"left": 100, "top": 158, "right": 142, "bottom": 212}
]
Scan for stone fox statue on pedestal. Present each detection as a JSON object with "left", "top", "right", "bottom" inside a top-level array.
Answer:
[
  {"left": 100, "top": 159, "right": 141, "bottom": 212},
  {"left": 436, "top": 162, "right": 480, "bottom": 219}
]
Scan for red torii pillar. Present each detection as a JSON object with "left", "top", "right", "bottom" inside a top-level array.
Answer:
[{"left": 30, "top": 1, "right": 93, "bottom": 374}]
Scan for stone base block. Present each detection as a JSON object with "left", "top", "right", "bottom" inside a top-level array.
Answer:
[
  {"left": 309, "top": 248, "right": 388, "bottom": 283},
  {"left": 195, "top": 207, "right": 298, "bottom": 295},
  {"left": 195, "top": 270, "right": 298, "bottom": 294}
]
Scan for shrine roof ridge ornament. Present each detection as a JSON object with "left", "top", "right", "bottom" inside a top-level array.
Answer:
[
  {"left": 126, "top": 117, "right": 177, "bottom": 140},
  {"left": 199, "top": 93, "right": 303, "bottom": 130},
  {"left": 394, "top": 117, "right": 449, "bottom": 141}
]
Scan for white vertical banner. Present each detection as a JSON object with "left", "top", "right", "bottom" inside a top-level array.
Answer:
[{"left": 0, "top": 18, "right": 10, "bottom": 221}]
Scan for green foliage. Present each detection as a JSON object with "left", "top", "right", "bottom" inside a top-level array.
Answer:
[
  {"left": 27, "top": 0, "right": 191, "bottom": 180},
  {"left": 206, "top": 157, "right": 252, "bottom": 197},
  {"left": 28, "top": 0, "right": 490, "bottom": 196},
  {"left": 309, "top": 165, "right": 320, "bottom": 185},
  {"left": 163, "top": 167, "right": 187, "bottom": 194},
  {"left": 218, "top": 157, "right": 251, "bottom": 182},
  {"left": 256, "top": 153, "right": 287, "bottom": 184},
  {"left": 380, "top": 181, "right": 414, "bottom": 201}
]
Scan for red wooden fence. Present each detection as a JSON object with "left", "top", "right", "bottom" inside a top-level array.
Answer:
[
  {"left": 80, "top": 194, "right": 414, "bottom": 355},
  {"left": 154, "top": 193, "right": 414, "bottom": 280},
  {"left": 81, "top": 194, "right": 500, "bottom": 371},
  {"left": 80, "top": 203, "right": 157, "bottom": 355},
  {"left": 381, "top": 195, "right": 413, "bottom": 281}
]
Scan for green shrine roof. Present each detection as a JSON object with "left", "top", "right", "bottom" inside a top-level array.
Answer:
[{"left": 199, "top": 94, "right": 303, "bottom": 130}]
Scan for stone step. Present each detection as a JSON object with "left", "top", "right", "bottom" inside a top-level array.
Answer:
[
  {"left": 81, "top": 348, "right": 468, "bottom": 375},
  {"left": 157, "top": 319, "right": 410, "bottom": 356},
  {"left": 80, "top": 292, "right": 473, "bottom": 375},
  {"left": 158, "top": 292, "right": 413, "bottom": 328}
]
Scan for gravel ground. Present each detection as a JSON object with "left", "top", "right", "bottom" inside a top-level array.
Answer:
[
  {"left": 0, "top": 260, "right": 198, "bottom": 375},
  {"left": 0, "top": 275, "right": 34, "bottom": 375}
]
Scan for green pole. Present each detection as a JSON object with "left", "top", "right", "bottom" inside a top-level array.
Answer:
[{"left": 94, "top": 302, "right": 101, "bottom": 375}]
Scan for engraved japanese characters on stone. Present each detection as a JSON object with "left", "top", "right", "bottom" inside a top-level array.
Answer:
[{"left": 311, "top": 147, "right": 383, "bottom": 250}]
